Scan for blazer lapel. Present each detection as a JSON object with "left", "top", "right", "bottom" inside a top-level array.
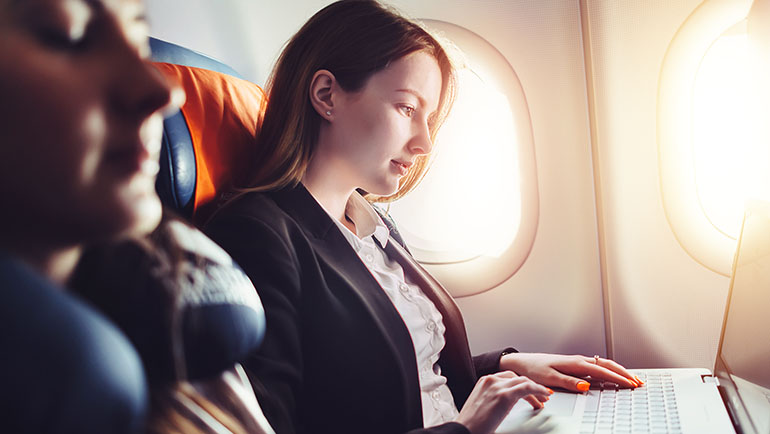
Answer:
[
  {"left": 271, "top": 185, "right": 424, "bottom": 424},
  {"left": 379, "top": 238, "right": 478, "bottom": 406}
]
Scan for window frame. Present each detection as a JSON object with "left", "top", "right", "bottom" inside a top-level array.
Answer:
[{"left": 657, "top": 0, "right": 753, "bottom": 276}]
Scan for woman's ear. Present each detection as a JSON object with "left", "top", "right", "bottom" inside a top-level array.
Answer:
[{"left": 309, "top": 70, "right": 336, "bottom": 121}]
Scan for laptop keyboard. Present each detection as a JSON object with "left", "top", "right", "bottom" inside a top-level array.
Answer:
[{"left": 579, "top": 372, "right": 681, "bottom": 434}]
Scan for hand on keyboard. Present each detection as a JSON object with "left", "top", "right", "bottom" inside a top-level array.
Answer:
[
  {"left": 499, "top": 353, "right": 641, "bottom": 392},
  {"left": 456, "top": 371, "right": 554, "bottom": 434}
]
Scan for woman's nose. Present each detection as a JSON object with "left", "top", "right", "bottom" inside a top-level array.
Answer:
[
  {"left": 112, "top": 56, "right": 174, "bottom": 119},
  {"left": 100, "top": 25, "right": 175, "bottom": 119},
  {"left": 408, "top": 121, "right": 433, "bottom": 156}
]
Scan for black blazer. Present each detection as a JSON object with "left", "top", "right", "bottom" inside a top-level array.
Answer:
[{"left": 205, "top": 185, "right": 509, "bottom": 434}]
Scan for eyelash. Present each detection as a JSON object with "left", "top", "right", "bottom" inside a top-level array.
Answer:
[{"left": 36, "top": 27, "right": 91, "bottom": 52}]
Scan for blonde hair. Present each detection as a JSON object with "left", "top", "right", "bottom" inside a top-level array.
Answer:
[
  {"left": 240, "top": 0, "right": 456, "bottom": 202},
  {"left": 148, "top": 383, "right": 248, "bottom": 434}
]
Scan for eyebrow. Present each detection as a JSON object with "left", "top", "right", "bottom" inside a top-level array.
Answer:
[{"left": 395, "top": 88, "right": 426, "bottom": 108}]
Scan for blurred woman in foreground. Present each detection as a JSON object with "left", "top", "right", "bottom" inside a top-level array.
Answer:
[
  {"left": 0, "top": 1, "right": 273, "bottom": 433},
  {"left": 0, "top": 0, "right": 172, "bottom": 431}
]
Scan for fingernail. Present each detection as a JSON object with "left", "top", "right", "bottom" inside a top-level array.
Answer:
[
  {"left": 635, "top": 376, "right": 644, "bottom": 386},
  {"left": 628, "top": 378, "right": 639, "bottom": 388},
  {"left": 546, "top": 387, "right": 554, "bottom": 395},
  {"left": 577, "top": 381, "right": 590, "bottom": 392}
]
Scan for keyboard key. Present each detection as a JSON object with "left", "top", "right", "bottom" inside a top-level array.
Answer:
[{"left": 585, "top": 390, "right": 601, "bottom": 412}]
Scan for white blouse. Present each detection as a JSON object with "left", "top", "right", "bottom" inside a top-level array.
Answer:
[{"left": 326, "top": 192, "right": 460, "bottom": 428}]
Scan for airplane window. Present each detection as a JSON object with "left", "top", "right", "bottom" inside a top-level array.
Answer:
[
  {"left": 658, "top": 0, "right": 769, "bottom": 276},
  {"left": 387, "top": 20, "right": 538, "bottom": 297}
]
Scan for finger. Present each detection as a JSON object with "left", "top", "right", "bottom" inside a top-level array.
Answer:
[
  {"left": 543, "top": 370, "right": 596, "bottom": 392},
  {"left": 495, "top": 370, "right": 517, "bottom": 379},
  {"left": 525, "top": 394, "right": 544, "bottom": 409},
  {"left": 502, "top": 377, "right": 553, "bottom": 405},
  {"left": 584, "top": 356, "right": 638, "bottom": 385},
  {"left": 581, "top": 360, "right": 637, "bottom": 388},
  {"left": 601, "top": 358, "right": 642, "bottom": 386}
]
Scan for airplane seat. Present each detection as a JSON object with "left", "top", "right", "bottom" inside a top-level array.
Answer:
[
  {"left": 146, "top": 35, "right": 269, "bottom": 366},
  {"left": 150, "top": 37, "right": 265, "bottom": 225}
]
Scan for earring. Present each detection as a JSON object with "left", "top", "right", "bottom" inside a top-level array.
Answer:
[{"left": 326, "top": 110, "right": 332, "bottom": 116}]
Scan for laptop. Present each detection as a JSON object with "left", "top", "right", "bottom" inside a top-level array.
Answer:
[{"left": 495, "top": 201, "right": 770, "bottom": 434}]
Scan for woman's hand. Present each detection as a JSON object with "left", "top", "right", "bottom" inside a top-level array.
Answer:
[
  {"left": 456, "top": 371, "right": 553, "bottom": 434},
  {"left": 499, "top": 353, "right": 640, "bottom": 392}
]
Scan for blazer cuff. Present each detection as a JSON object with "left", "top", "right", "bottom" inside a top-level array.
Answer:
[{"left": 472, "top": 347, "right": 518, "bottom": 378}]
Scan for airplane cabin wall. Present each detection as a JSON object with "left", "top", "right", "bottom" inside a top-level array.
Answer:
[
  {"left": 145, "top": 0, "right": 733, "bottom": 370},
  {"left": 583, "top": 0, "right": 730, "bottom": 369},
  {"left": 385, "top": 0, "right": 607, "bottom": 360}
]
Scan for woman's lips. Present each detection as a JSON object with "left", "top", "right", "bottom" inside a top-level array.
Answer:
[
  {"left": 106, "top": 146, "right": 157, "bottom": 178},
  {"left": 391, "top": 160, "right": 410, "bottom": 176}
]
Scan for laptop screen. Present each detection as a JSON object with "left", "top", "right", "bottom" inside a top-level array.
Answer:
[{"left": 714, "top": 201, "right": 770, "bottom": 434}]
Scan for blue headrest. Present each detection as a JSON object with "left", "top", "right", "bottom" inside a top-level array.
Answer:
[
  {"left": 70, "top": 220, "right": 266, "bottom": 382},
  {"left": 150, "top": 38, "right": 242, "bottom": 220}
]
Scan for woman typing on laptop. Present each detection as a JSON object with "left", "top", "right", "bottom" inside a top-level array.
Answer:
[{"left": 205, "top": 1, "right": 640, "bottom": 433}]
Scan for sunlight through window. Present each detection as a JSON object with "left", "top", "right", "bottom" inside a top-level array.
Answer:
[{"left": 694, "top": 31, "right": 770, "bottom": 239}]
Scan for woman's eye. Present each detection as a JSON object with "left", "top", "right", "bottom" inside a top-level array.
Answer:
[
  {"left": 400, "top": 105, "right": 415, "bottom": 117},
  {"left": 36, "top": 28, "right": 89, "bottom": 51}
]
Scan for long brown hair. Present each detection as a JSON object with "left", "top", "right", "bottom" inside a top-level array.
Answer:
[{"left": 242, "top": 0, "right": 456, "bottom": 202}]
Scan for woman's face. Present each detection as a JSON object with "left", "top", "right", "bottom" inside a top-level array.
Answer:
[
  {"left": 0, "top": 0, "right": 172, "bottom": 247},
  {"left": 326, "top": 51, "right": 443, "bottom": 196}
]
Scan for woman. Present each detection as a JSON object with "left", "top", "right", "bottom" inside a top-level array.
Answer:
[
  {"left": 1, "top": 1, "right": 275, "bottom": 432},
  {"left": 0, "top": 0, "right": 172, "bottom": 432},
  {"left": 205, "top": 1, "right": 640, "bottom": 433}
]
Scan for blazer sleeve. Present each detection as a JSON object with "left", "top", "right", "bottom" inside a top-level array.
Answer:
[
  {"left": 473, "top": 347, "right": 518, "bottom": 378},
  {"left": 205, "top": 211, "right": 304, "bottom": 434}
]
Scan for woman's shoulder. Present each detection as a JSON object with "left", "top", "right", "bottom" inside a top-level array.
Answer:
[
  {"left": 206, "top": 186, "right": 319, "bottom": 240},
  {"left": 211, "top": 190, "right": 283, "bottom": 220}
]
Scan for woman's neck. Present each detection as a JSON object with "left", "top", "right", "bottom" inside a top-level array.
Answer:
[
  {"left": 0, "top": 236, "right": 82, "bottom": 286},
  {"left": 302, "top": 154, "right": 356, "bottom": 225}
]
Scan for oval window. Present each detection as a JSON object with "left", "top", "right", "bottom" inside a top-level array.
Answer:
[{"left": 657, "top": 0, "right": 768, "bottom": 276}]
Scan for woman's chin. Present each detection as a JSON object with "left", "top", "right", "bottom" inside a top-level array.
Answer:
[
  {"left": 363, "top": 180, "right": 401, "bottom": 197},
  {"left": 132, "top": 195, "right": 163, "bottom": 235},
  {"left": 114, "top": 191, "right": 163, "bottom": 239}
]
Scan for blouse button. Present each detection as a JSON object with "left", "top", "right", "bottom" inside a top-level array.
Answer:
[
  {"left": 399, "top": 283, "right": 409, "bottom": 293},
  {"left": 365, "top": 253, "right": 374, "bottom": 262},
  {"left": 431, "top": 390, "right": 441, "bottom": 400},
  {"left": 427, "top": 321, "right": 436, "bottom": 331}
]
